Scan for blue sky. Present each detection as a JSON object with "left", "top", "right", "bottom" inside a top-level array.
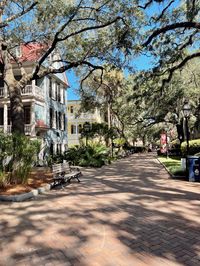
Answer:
[{"left": 67, "top": 70, "right": 80, "bottom": 101}]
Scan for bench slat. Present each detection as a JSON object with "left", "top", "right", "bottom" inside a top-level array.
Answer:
[{"left": 52, "top": 162, "right": 82, "bottom": 187}]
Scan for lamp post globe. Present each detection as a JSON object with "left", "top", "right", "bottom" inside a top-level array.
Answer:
[{"left": 183, "top": 102, "right": 191, "bottom": 118}]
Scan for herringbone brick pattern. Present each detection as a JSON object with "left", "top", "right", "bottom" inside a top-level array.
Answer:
[{"left": 0, "top": 154, "right": 200, "bottom": 266}]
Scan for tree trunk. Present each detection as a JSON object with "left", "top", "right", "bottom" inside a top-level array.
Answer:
[
  {"left": 1, "top": 43, "right": 25, "bottom": 134},
  {"left": 9, "top": 84, "right": 25, "bottom": 134}
]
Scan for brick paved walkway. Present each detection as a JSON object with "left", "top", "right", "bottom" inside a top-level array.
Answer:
[{"left": 0, "top": 154, "right": 200, "bottom": 266}]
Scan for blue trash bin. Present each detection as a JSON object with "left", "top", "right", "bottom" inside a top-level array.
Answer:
[{"left": 187, "top": 156, "right": 200, "bottom": 182}]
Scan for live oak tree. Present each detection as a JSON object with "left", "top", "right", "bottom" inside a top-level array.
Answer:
[
  {"left": 129, "top": 58, "right": 200, "bottom": 143},
  {"left": 79, "top": 67, "right": 126, "bottom": 147},
  {"left": 140, "top": 0, "right": 200, "bottom": 86},
  {"left": 0, "top": 0, "right": 140, "bottom": 134}
]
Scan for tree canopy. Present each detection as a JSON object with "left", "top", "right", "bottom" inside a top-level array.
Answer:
[{"left": 0, "top": 0, "right": 141, "bottom": 133}]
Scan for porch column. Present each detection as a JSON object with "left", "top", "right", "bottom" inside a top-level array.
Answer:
[
  {"left": 32, "top": 80, "right": 36, "bottom": 96},
  {"left": 53, "top": 143, "right": 57, "bottom": 155},
  {"left": 4, "top": 84, "right": 8, "bottom": 98},
  {"left": 3, "top": 104, "right": 7, "bottom": 133},
  {"left": 30, "top": 102, "right": 36, "bottom": 136}
]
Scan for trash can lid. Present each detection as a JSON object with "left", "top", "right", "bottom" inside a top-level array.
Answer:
[{"left": 187, "top": 155, "right": 199, "bottom": 159}]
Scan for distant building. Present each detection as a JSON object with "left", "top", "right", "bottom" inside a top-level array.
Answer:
[
  {"left": 0, "top": 44, "right": 68, "bottom": 164},
  {"left": 67, "top": 100, "right": 102, "bottom": 146}
]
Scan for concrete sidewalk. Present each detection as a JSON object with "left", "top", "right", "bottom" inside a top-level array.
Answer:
[{"left": 0, "top": 154, "right": 200, "bottom": 266}]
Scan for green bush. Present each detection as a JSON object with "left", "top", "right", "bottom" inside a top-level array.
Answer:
[
  {"left": 0, "top": 133, "right": 41, "bottom": 185},
  {"left": 0, "top": 132, "right": 13, "bottom": 172},
  {"left": 11, "top": 134, "right": 41, "bottom": 184},
  {"left": 171, "top": 139, "right": 181, "bottom": 149},
  {"left": 52, "top": 153, "right": 64, "bottom": 164},
  {"left": 181, "top": 139, "right": 200, "bottom": 156},
  {"left": 0, "top": 171, "right": 9, "bottom": 188},
  {"left": 64, "top": 143, "right": 109, "bottom": 167}
]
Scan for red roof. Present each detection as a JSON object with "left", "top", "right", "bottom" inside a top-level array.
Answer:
[{"left": 19, "top": 43, "right": 48, "bottom": 62}]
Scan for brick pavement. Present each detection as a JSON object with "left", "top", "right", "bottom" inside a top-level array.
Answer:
[{"left": 0, "top": 154, "right": 200, "bottom": 266}]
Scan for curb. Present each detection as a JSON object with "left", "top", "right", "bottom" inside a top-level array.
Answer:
[
  {"left": 0, "top": 182, "right": 54, "bottom": 202},
  {"left": 157, "top": 158, "right": 186, "bottom": 180}
]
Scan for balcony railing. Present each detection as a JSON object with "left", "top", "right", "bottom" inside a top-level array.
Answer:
[
  {"left": 0, "top": 85, "right": 44, "bottom": 100},
  {"left": 0, "top": 124, "right": 32, "bottom": 135}
]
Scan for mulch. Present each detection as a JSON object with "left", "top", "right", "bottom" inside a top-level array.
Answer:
[{"left": 0, "top": 170, "right": 53, "bottom": 196}]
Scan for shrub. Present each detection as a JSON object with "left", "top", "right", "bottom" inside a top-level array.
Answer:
[
  {"left": 181, "top": 139, "right": 200, "bottom": 156},
  {"left": 0, "top": 132, "right": 13, "bottom": 172},
  {"left": 52, "top": 153, "right": 64, "bottom": 164},
  {"left": 64, "top": 143, "right": 109, "bottom": 167},
  {"left": 0, "top": 171, "right": 9, "bottom": 188},
  {"left": 10, "top": 134, "right": 41, "bottom": 184},
  {"left": 171, "top": 139, "right": 181, "bottom": 149},
  {"left": 0, "top": 133, "right": 41, "bottom": 185}
]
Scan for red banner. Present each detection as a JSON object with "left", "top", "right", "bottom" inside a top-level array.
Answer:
[{"left": 160, "top": 133, "right": 167, "bottom": 153}]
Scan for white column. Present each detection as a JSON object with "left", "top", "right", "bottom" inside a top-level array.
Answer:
[
  {"left": 30, "top": 102, "right": 36, "bottom": 136},
  {"left": 76, "top": 121, "right": 78, "bottom": 135},
  {"left": 32, "top": 80, "right": 36, "bottom": 96},
  {"left": 53, "top": 143, "right": 57, "bottom": 154},
  {"left": 3, "top": 104, "right": 7, "bottom": 133},
  {"left": 4, "top": 84, "right": 8, "bottom": 98},
  {"left": 61, "top": 143, "right": 65, "bottom": 154}
]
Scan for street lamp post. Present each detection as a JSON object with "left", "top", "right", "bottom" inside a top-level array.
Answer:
[
  {"left": 183, "top": 101, "right": 191, "bottom": 178},
  {"left": 83, "top": 123, "right": 90, "bottom": 146},
  {"left": 164, "top": 123, "right": 168, "bottom": 159}
]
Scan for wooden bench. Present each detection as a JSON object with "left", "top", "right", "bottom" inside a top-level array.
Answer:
[{"left": 52, "top": 162, "right": 82, "bottom": 187}]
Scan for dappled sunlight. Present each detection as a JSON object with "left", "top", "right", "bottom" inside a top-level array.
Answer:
[{"left": 0, "top": 154, "right": 200, "bottom": 265}]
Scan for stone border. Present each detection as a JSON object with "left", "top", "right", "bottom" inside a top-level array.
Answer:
[
  {"left": 0, "top": 182, "right": 54, "bottom": 202},
  {"left": 157, "top": 157, "right": 186, "bottom": 180}
]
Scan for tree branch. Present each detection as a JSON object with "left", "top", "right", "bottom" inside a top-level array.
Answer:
[
  {"left": 152, "top": 0, "right": 175, "bottom": 22},
  {"left": 138, "top": 0, "right": 154, "bottom": 9},
  {"left": 35, "top": 60, "right": 104, "bottom": 80},
  {"left": 0, "top": 0, "right": 8, "bottom": 16},
  {"left": 31, "top": 0, "right": 84, "bottom": 78},
  {"left": 32, "top": 15, "right": 123, "bottom": 79},
  {"left": 0, "top": 1, "right": 38, "bottom": 28},
  {"left": 57, "top": 16, "right": 123, "bottom": 42},
  {"left": 143, "top": 21, "right": 200, "bottom": 46},
  {"left": 162, "top": 51, "right": 200, "bottom": 87}
]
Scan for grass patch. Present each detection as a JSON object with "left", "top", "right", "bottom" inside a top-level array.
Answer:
[{"left": 158, "top": 156, "right": 186, "bottom": 177}]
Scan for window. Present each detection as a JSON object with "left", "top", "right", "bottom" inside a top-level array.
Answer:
[
  {"left": 0, "top": 108, "right": 3, "bottom": 125},
  {"left": 50, "top": 143, "right": 54, "bottom": 155},
  {"left": 49, "top": 78, "right": 52, "bottom": 98},
  {"left": 24, "top": 106, "right": 30, "bottom": 124},
  {"left": 7, "top": 109, "right": 11, "bottom": 125},
  {"left": 58, "top": 112, "right": 62, "bottom": 129},
  {"left": 57, "top": 144, "right": 62, "bottom": 154},
  {"left": 50, "top": 108, "right": 53, "bottom": 128},
  {"left": 78, "top": 124, "right": 82, "bottom": 134},
  {"left": 55, "top": 83, "right": 58, "bottom": 101},
  {"left": 57, "top": 83, "right": 61, "bottom": 102},
  {"left": 63, "top": 114, "right": 66, "bottom": 131},
  {"left": 55, "top": 111, "right": 58, "bottom": 129},
  {"left": 70, "top": 106, "right": 74, "bottom": 114},
  {"left": 63, "top": 88, "right": 65, "bottom": 104},
  {"left": 71, "top": 124, "right": 76, "bottom": 134}
]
